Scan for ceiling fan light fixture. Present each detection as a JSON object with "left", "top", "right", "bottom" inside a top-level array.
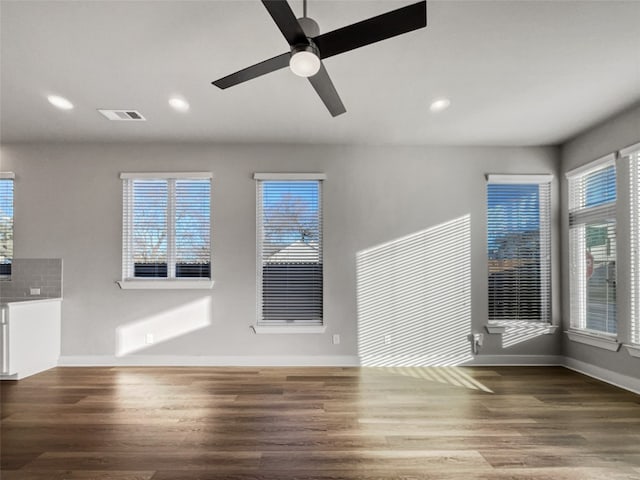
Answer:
[{"left": 289, "top": 44, "right": 321, "bottom": 77}]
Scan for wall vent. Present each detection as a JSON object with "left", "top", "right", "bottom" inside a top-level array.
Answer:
[{"left": 98, "top": 109, "right": 146, "bottom": 121}]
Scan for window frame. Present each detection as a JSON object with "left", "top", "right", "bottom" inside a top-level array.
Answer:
[
  {"left": 566, "top": 154, "right": 618, "bottom": 340},
  {"left": 485, "top": 173, "right": 553, "bottom": 326},
  {"left": 117, "top": 172, "right": 213, "bottom": 290},
  {"left": 253, "top": 173, "right": 326, "bottom": 334},
  {"left": 0, "top": 172, "right": 14, "bottom": 280},
  {"left": 621, "top": 142, "right": 640, "bottom": 346}
]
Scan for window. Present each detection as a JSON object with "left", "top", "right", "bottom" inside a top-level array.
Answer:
[
  {"left": 486, "top": 174, "right": 552, "bottom": 323},
  {"left": 0, "top": 173, "right": 14, "bottom": 278},
  {"left": 623, "top": 143, "right": 640, "bottom": 344},
  {"left": 255, "top": 173, "right": 324, "bottom": 328},
  {"left": 568, "top": 156, "right": 617, "bottom": 335},
  {"left": 120, "top": 172, "right": 212, "bottom": 288}
]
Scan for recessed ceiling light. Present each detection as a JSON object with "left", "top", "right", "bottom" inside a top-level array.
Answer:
[
  {"left": 429, "top": 98, "right": 451, "bottom": 113},
  {"left": 47, "top": 95, "right": 74, "bottom": 110},
  {"left": 169, "top": 97, "right": 189, "bottom": 112}
]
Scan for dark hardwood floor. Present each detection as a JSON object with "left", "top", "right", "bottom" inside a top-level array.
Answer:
[{"left": 1, "top": 366, "right": 640, "bottom": 479}]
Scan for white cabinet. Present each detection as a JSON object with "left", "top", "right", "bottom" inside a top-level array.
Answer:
[{"left": 0, "top": 298, "right": 61, "bottom": 380}]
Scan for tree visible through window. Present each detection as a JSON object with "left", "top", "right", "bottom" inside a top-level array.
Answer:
[
  {"left": 0, "top": 175, "right": 13, "bottom": 278},
  {"left": 487, "top": 175, "right": 552, "bottom": 323},
  {"left": 256, "top": 177, "right": 323, "bottom": 326},
  {"left": 121, "top": 174, "right": 211, "bottom": 281}
]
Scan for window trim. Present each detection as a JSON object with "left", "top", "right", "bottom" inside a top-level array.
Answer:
[
  {"left": 120, "top": 172, "right": 212, "bottom": 180},
  {"left": 567, "top": 155, "right": 618, "bottom": 336},
  {"left": 119, "top": 172, "right": 212, "bottom": 289},
  {"left": 485, "top": 174, "right": 553, "bottom": 184},
  {"left": 254, "top": 173, "right": 325, "bottom": 331},
  {"left": 565, "top": 153, "right": 616, "bottom": 179},
  {"left": 566, "top": 329, "right": 621, "bottom": 351},
  {"left": 619, "top": 141, "right": 640, "bottom": 159},
  {"left": 0, "top": 172, "right": 15, "bottom": 280},
  {"left": 485, "top": 173, "right": 553, "bottom": 325},
  {"left": 253, "top": 173, "right": 326, "bottom": 181},
  {"left": 624, "top": 143, "right": 640, "bottom": 345},
  {"left": 117, "top": 279, "right": 213, "bottom": 290},
  {"left": 251, "top": 325, "right": 326, "bottom": 334}
]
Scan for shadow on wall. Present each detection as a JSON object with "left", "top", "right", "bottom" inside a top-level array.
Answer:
[
  {"left": 357, "top": 215, "right": 472, "bottom": 366},
  {"left": 116, "top": 297, "right": 212, "bottom": 356}
]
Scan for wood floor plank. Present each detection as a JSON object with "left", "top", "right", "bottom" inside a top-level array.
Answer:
[{"left": 2, "top": 366, "right": 639, "bottom": 479}]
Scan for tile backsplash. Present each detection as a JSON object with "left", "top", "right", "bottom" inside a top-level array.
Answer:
[{"left": 0, "top": 258, "right": 63, "bottom": 300}]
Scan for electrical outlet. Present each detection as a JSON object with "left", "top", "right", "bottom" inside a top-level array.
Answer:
[
  {"left": 145, "top": 333, "right": 154, "bottom": 344},
  {"left": 332, "top": 334, "right": 340, "bottom": 345},
  {"left": 30, "top": 288, "right": 41, "bottom": 296},
  {"left": 384, "top": 335, "right": 392, "bottom": 345}
]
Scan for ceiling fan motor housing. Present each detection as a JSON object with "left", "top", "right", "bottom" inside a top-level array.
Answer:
[
  {"left": 297, "top": 16, "right": 320, "bottom": 37},
  {"left": 290, "top": 40, "right": 319, "bottom": 59}
]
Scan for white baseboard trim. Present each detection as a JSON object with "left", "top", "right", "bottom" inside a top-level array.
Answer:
[
  {"left": 56, "top": 355, "right": 639, "bottom": 394},
  {"left": 563, "top": 357, "right": 640, "bottom": 395},
  {"left": 464, "top": 354, "right": 563, "bottom": 366},
  {"left": 58, "top": 355, "right": 361, "bottom": 367},
  {"left": 58, "top": 354, "right": 563, "bottom": 368}
]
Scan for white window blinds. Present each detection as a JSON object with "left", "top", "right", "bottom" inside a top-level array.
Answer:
[
  {"left": 567, "top": 158, "right": 617, "bottom": 335},
  {"left": 0, "top": 173, "right": 14, "bottom": 278},
  {"left": 122, "top": 174, "right": 211, "bottom": 280},
  {"left": 255, "top": 176, "right": 323, "bottom": 326},
  {"left": 625, "top": 145, "right": 640, "bottom": 344},
  {"left": 486, "top": 175, "right": 552, "bottom": 322}
]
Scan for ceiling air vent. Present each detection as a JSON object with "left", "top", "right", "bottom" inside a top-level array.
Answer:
[{"left": 98, "top": 109, "right": 146, "bottom": 121}]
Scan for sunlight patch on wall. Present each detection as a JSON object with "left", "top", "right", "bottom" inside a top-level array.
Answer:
[
  {"left": 116, "top": 297, "right": 211, "bottom": 356},
  {"left": 357, "top": 215, "right": 472, "bottom": 366}
]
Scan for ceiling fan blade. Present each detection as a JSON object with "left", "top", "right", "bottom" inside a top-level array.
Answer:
[
  {"left": 212, "top": 52, "right": 290, "bottom": 89},
  {"left": 308, "top": 63, "right": 346, "bottom": 117},
  {"left": 261, "top": 0, "right": 308, "bottom": 46},
  {"left": 313, "top": 1, "right": 427, "bottom": 60}
]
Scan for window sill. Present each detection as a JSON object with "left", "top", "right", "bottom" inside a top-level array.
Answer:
[
  {"left": 625, "top": 344, "right": 640, "bottom": 358},
  {"left": 485, "top": 322, "right": 558, "bottom": 335},
  {"left": 485, "top": 325, "right": 506, "bottom": 334},
  {"left": 117, "top": 280, "right": 214, "bottom": 290},
  {"left": 566, "top": 330, "right": 621, "bottom": 351},
  {"left": 251, "top": 325, "right": 326, "bottom": 334}
]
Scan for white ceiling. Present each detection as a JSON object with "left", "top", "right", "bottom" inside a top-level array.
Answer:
[{"left": 1, "top": 0, "right": 639, "bottom": 146}]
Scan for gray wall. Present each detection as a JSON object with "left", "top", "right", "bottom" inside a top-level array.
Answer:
[
  {"left": 561, "top": 102, "right": 640, "bottom": 378},
  {"left": 0, "top": 143, "right": 561, "bottom": 362}
]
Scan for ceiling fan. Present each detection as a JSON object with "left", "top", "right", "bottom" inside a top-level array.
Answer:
[{"left": 212, "top": 0, "right": 427, "bottom": 117}]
